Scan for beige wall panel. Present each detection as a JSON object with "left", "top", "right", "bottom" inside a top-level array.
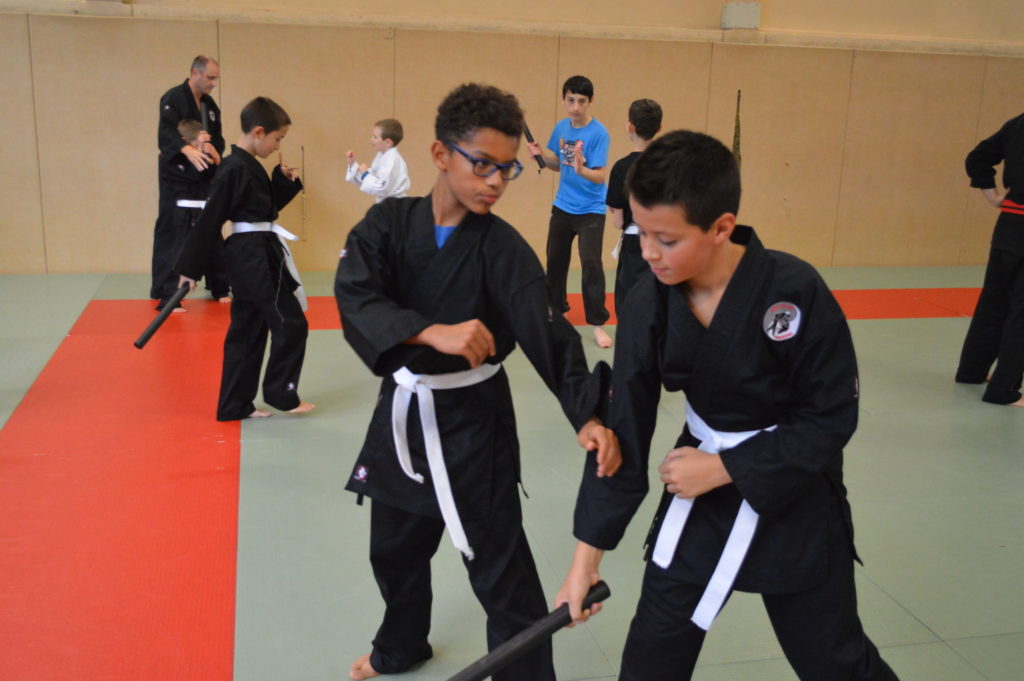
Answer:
[
  {"left": 136, "top": 0, "right": 724, "bottom": 31},
  {"left": 218, "top": 22, "right": 394, "bottom": 271},
  {"left": 765, "top": 0, "right": 1024, "bottom": 44},
  {"left": 707, "top": 43, "right": 853, "bottom": 266},
  {"left": 30, "top": 15, "right": 218, "bottom": 273},
  {"left": 960, "top": 57, "right": 1024, "bottom": 265},
  {"left": 393, "top": 29, "right": 559, "bottom": 260},
  {"left": 556, "top": 36, "right": 713, "bottom": 268},
  {"left": 0, "top": 13, "right": 45, "bottom": 273},
  {"left": 835, "top": 51, "right": 985, "bottom": 266}
]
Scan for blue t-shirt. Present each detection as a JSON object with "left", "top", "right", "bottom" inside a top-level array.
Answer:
[
  {"left": 546, "top": 117, "right": 609, "bottom": 215},
  {"left": 435, "top": 224, "right": 457, "bottom": 249}
]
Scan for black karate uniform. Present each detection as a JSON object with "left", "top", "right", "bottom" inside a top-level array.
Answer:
[
  {"left": 574, "top": 226, "right": 899, "bottom": 681},
  {"left": 152, "top": 80, "right": 229, "bottom": 302},
  {"left": 177, "top": 146, "right": 306, "bottom": 421},
  {"left": 956, "top": 112, "right": 1024, "bottom": 404},
  {"left": 335, "top": 196, "right": 605, "bottom": 680},
  {"left": 606, "top": 151, "right": 650, "bottom": 314}
]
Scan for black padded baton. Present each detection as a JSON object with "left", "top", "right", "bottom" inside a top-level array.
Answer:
[
  {"left": 446, "top": 581, "right": 611, "bottom": 681},
  {"left": 134, "top": 282, "right": 190, "bottom": 349},
  {"left": 523, "top": 121, "right": 546, "bottom": 172}
]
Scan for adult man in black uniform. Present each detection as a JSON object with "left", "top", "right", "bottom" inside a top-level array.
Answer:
[{"left": 151, "top": 55, "right": 229, "bottom": 310}]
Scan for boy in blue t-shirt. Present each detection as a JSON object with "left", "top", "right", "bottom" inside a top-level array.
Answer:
[{"left": 527, "top": 75, "right": 613, "bottom": 348}]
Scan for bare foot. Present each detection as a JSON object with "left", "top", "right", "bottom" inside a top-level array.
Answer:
[
  {"left": 1010, "top": 396, "right": 1024, "bottom": 408},
  {"left": 349, "top": 653, "right": 380, "bottom": 680},
  {"left": 593, "top": 326, "right": 613, "bottom": 349},
  {"left": 288, "top": 401, "right": 316, "bottom": 414},
  {"left": 217, "top": 296, "right": 231, "bottom": 303},
  {"left": 249, "top": 409, "right": 272, "bottom": 418},
  {"left": 171, "top": 306, "right": 188, "bottom": 314}
]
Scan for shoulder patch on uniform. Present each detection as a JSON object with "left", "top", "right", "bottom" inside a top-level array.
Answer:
[
  {"left": 209, "top": 110, "right": 216, "bottom": 121},
  {"left": 763, "top": 302, "right": 801, "bottom": 341},
  {"left": 354, "top": 465, "right": 369, "bottom": 482}
]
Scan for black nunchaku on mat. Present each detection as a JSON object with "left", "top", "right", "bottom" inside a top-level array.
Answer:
[
  {"left": 523, "top": 121, "right": 545, "bottom": 173},
  {"left": 134, "top": 282, "right": 190, "bottom": 349},
  {"left": 446, "top": 580, "right": 611, "bottom": 681}
]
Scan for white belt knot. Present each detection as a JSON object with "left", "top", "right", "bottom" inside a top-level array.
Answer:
[
  {"left": 652, "top": 403, "right": 777, "bottom": 630},
  {"left": 391, "top": 363, "right": 502, "bottom": 560},
  {"left": 231, "top": 221, "right": 307, "bottom": 311}
]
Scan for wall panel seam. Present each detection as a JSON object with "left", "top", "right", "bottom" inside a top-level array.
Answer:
[
  {"left": 830, "top": 50, "right": 857, "bottom": 267},
  {"left": 26, "top": 14, "right": 49, "bottom": 274},
  {"left": 959, "top": 58, "right": 991, "bottom": 265}
]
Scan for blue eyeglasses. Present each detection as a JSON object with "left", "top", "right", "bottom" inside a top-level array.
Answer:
[{"left": 448, "top": 144, "right": 524, "bottom": 180}]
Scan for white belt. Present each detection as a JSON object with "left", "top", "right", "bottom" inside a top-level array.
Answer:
[
  {"left": 652, "top": 403, "right": 777, "bottom": 630},
  {"left": 231, "top": 221, "right": 307, "bottom": 311},
  {"left": 176, "top": 199, "right": 206, "bottom": 208},
  {"left": 624, "top": 224, "right": 640, "bottom": 235},
  {"left": 391, "top": 362, "right": 502, "bottom": 560}
]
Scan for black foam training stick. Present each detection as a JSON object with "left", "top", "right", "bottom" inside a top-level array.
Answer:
[
  {"left": 134, "top": 283, "right": 190, "bottom": 349},
  {"left": 446, "top": 581, "right": 611, "bottom": 681},
  {"left": 523, "top": 121, "right": 546, "bottom": 172},
  {"left": 200, "top": 101, "right": 210, "bottom": 131}
]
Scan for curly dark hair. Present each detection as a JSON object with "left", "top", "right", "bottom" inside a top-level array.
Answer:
[
  {"left": 627, "top": 130, "right": 741, "bottom": 231},
  {"left": 435, "top": 83, "right": 523, "bottom": 146}
]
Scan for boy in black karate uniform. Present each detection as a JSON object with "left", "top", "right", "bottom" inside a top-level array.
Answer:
[
  {"left": 607, "top": 98, "right": 662, "bottom": 315},
  {"left": 335, "top": 83, "right": 620, "bottom": 681},
  {"left": 156, "top": 119, "right": 218, "bottom": 313},
  {"left": 558, "top": 131, "right": 900, "bottom": 681},
  {"left": 956, "top": 112, "right": 1024, "bottom": 407},
  {"left": 177, "top": 97, "right": 314, "bottom": 421}
]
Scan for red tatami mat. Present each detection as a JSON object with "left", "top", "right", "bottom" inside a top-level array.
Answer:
[{"left": 0, "top": 300, "right": 237, "bottom": 681}]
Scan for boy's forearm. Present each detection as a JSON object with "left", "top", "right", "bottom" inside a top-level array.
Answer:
[
  {"left": 608, "top": 207, "right": 624, "bottom": 230},
  {"left": 577, "top": 165, "right": 606, "bottom": 184}
]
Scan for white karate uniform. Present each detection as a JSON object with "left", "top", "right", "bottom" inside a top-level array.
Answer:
[{"left": 346, "top": 147, "right": 410, "bottom": 202}]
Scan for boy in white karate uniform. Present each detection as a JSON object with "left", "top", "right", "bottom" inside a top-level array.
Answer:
[{"left": 345, "top": 118, "right": 411, "bottom": 202}]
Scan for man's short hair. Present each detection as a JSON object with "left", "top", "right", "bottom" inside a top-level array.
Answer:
[
  {"left": 627, "top": 130, "right": 741, "bottom": 231},
  {"left": 177, "top": 118, "right": 204, "bottom": 143},
  {"left": 629, "top": 99, "right": 662, "bottom": 141},
  {"left": 190, "top": 55, "right": 218, "bottom": 73},
  {"left": 239, "top": 96, "right": 291, "bottom": 134},
  {"left": 435, "top": 83, "right": 523, "bottom": 146},
  {"left": 375, "top": 118, "right": 404, "bottom": 146},
  {"left": 562, "top": 75, "right": 594, "bottom": 100}
]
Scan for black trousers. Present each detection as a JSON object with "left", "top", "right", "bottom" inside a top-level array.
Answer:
[
  {"left": 151, "top": 175, "right": 230, "bottom": 301},
  {"left": 619, "top": 537, "right": 899, "bottom": 681},
  {"left": 955, "top": 245, "right": 1024, "bottom": 404},
  {"left": 367, "top": 499, "right": 555, "bottom": 681},
  {"left": 216, "top": 287, "right": 307, "bottom": 421},
  {"left": 546, "top": 207, "right": 610, "bottom": 326},
  {"left": 614, "top": 233, "right": 647, "bottom": 316}
]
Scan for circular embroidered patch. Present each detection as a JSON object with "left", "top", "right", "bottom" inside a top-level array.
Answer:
[
  {"left": 763, "top": 302, "right": 801, "bottom": 341},
  {"left": 354, "top": 465, "right": 369, "bottom": 482}
]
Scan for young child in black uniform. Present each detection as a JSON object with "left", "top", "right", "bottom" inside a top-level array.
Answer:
[
  {"left": 177, "top": 97, "right": 314, "bottom": 421},
  {"left": 156, "top": 119, "right": 221, "bottom": 313},
  {"left": 558, "top": 130, "right": 900, "bottom": 681},
  {"left": 956, "top": 112, "right": 1024, "bottom": 407},
  {"left": 335, "top": 83, "right": 620, "bottom": 681},
  {"left": 606, "top": 98, "right": 662, "bottom": 314}
]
